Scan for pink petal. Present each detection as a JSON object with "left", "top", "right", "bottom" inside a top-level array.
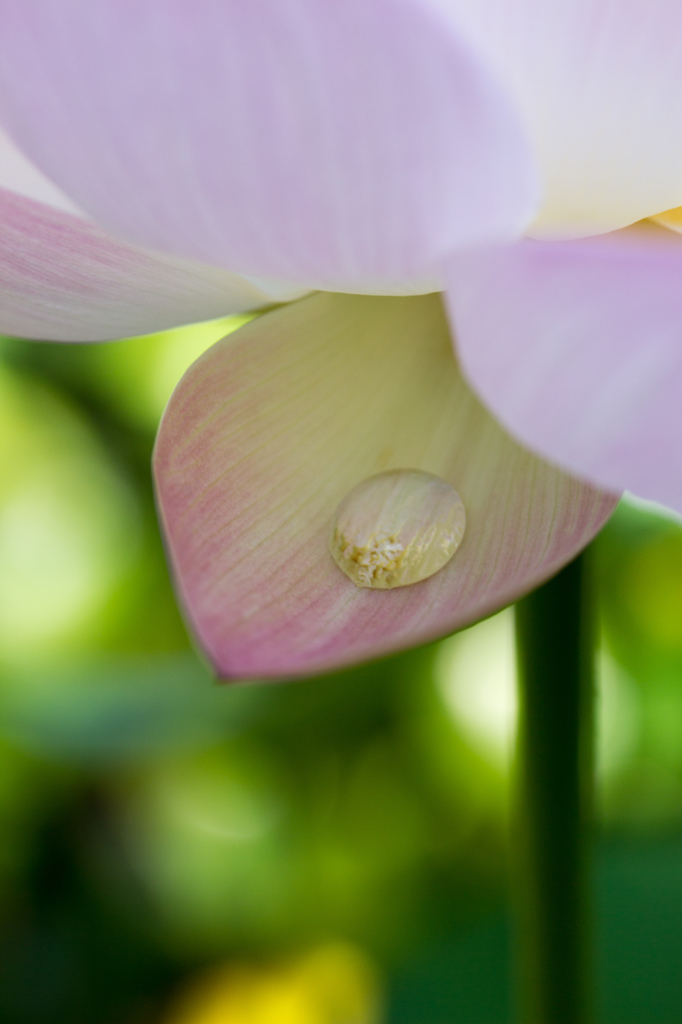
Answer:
[
  {"left": 0, "top": 0, "right": 538, "bottom": 291},
  {"left": 0, "top": 173, "right": 288, "bottom": 341},
  {"left": 443, "top": 0, "right": 682, "bottom": 236},
  {"left": 154, "top": 292, "right": 616, "bottom": 680},
  {"left": 444, "top": 223, "right": 682, "bottom": 513}
]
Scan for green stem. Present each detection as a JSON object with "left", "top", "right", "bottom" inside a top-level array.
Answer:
[{"left": 513, "top": 552, "right": 595, "bottom": 1024}]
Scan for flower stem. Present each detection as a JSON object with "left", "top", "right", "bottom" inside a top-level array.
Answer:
[{"left": 513, "top": 552, "right": 594, "bottom": 1024}]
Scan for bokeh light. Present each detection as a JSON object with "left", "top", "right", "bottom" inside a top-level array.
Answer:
[
  {"left": 164, "top": 943, "right": 382, "bottom": 1024},
  {"left": 0, "top": 364, "right": 140, "bottom": 662}
]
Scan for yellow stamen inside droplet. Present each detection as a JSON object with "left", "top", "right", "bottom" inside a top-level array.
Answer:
[{"left": 329, "top": 469, "right": 466, "bottom": 589}]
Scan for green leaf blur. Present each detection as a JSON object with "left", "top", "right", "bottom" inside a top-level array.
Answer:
[{"left": 0, "top": 324, "right": 681, "bottom": 1023}]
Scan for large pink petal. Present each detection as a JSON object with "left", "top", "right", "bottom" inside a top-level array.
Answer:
[
  {"left": 154, "top": 292, "right": 616, "bottom": 680},
  {"left": 0, "top": 0, "right": 538, "bottom": 291},
  {"left": 0, "top": 129, "right": 292, "bottom": 340},
  {"left": 444, "top": 223, "right": 682, "bottom": 512},
  {"left": 442, "top": 0, "right": 682, "bottom": 236}
]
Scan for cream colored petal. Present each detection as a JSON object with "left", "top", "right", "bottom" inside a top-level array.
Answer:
[{"left": 154, "top": 293, "right": 617, "bottom": 679}]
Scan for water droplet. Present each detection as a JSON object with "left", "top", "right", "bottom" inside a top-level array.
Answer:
[{"left": 330, "top": 469, "right": 466, "bottom": 589}]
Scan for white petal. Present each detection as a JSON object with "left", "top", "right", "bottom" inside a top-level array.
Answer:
[{"left": 442, "top": 0, "right": 682, "bottom": 236}]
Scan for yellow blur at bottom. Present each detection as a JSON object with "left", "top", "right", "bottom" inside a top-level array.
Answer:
[{"left": 165, "top": 943, "right": 383, "bottom": 1024}]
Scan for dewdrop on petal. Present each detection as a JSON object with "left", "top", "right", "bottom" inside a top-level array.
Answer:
[{"left": 330, "top": 469, "right": 466, "bottom": 589}]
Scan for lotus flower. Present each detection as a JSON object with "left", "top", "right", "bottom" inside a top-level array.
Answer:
[{"left": 5, "top": 0, "right": 678, "bottom": 678}]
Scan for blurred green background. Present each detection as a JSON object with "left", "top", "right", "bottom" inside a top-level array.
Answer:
[{"left": 0, "top": 319, "right": 681, "bottom": 1024}]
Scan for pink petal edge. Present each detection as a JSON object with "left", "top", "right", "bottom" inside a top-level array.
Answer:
[{"left": 0, "top": 187, "right": 281, "bottom": 342}]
